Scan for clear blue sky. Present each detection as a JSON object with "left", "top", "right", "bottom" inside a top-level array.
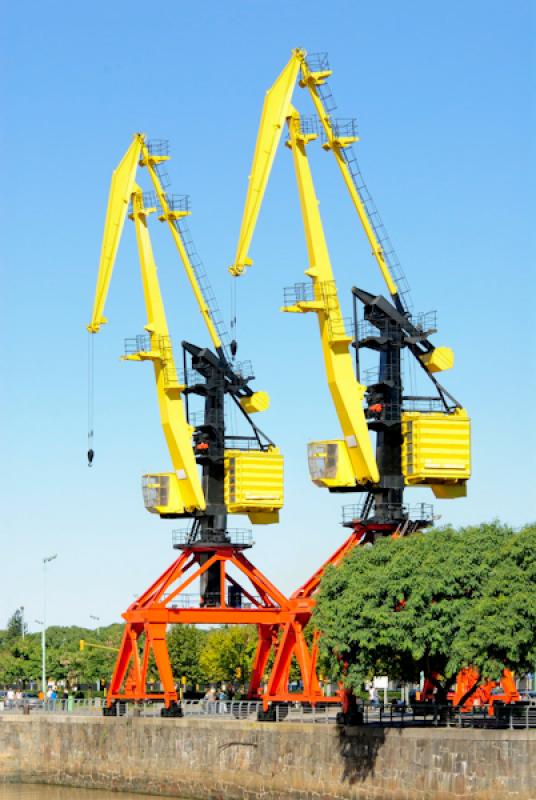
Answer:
[{"left": 0, "top": 1, "right": 534, "bottom": 631}]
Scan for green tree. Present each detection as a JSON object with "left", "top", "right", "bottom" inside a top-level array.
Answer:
[
  {"left": 167, "top": 625, "right": 206, "bottom": 687},
  {"left": 6, "top": 608, "right": 27, "bottom": 640},
  {"left": 314, "top": 522, "right": 536, "bottom": 696},
  {"left": 0, "top": 623, "right": 126, "bottom": 690},
  {"left": 199, "top": 625, "right": 257, "bottom": 684},
  {"left": 45, "top": 624, "right": 124, "bottom": 688},
  {"left": 0, "top": 634, "right": 40, "bottom": 686}
]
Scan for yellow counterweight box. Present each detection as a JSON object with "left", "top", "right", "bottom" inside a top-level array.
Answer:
[
  {"left": 224, "top": 447, "right": 284, "bottom": 523},
  {"left": 402, "top": 408, "right": 471, "bottom": 497}
]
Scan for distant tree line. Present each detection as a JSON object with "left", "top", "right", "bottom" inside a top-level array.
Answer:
[{"left": 0, "top": 618, "right": 259, "bottom": 692}]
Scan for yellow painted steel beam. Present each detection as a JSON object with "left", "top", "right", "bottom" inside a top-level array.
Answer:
[
  {"left": 130, "top": 190, "right": 206, "bottom": 512},
  {"left": 80, "top": 640, "right": 119, "bottom": 653},
  {"left": 229, "top": 50, "right": 303, "bottom": 276},
  {"left": 87, "top": 134, "right": 145, "bottom": 333},
  {"left": 299, "top": 59, "right": 401, "bottom": 304},
  {"left": 285, "top": 111, "right": 379, "bottom": 484},
  {"left": 140, "top": 143, "right": 223, "bottom": 354}
]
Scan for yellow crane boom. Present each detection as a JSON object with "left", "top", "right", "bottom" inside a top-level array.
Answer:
[
  {"left": 230, "top": 49, "right": 403, "bottom": 309},
  {"left": 230, "top": 53, "right": 379, "bottom": 486},
  {"left": 284, "top": 109, "right": 378, "bottom": 484},
  {"left": 138, "top": 141, "right": 223, "bottom": 354},
  {"left": 88, "top": 134, "right": 144, "bottom": 334},
  {"left": 88, "top": 133, "right": 224, "bottom": 354},
  {"left": 231, "top": 53, "right": 301, "bottom": 278},
  {"left": 298, "top": 56, "right": 402, "bottom": 307},
  {"left": 126, "top": 189, "right": 205, "bottom": 512}
]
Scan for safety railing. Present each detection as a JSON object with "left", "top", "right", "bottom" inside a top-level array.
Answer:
[
  {"left": 128, "top": 191, "right": 158, "bottom": 215},
  {"left": 0, "top": 697, "right": 111, "bottom": 715},
  {"left": 225, "top": 436, "right": 266, "bottom": 452},
  {"left": 342, "top": 502, "right": 434, "bottom": 526},
  {"left": 124, "top": 333, "right": 152, "bottom": 356},
  {"left": 165, "top": 193, "right": 191, "bottom": 214},
  {"left": 147, "top": 139, "right": 170, "bottom": 157},
  {"left": 409, "top": 310, "right": 437, "bottom": 334},
  {"left": 275, "top": 703, "right": 343, "bottom": 724},
  {"left": 1, "top": 698, "right": 535, "bottom": 727},
  {"left": 182, "top": 699, "right": 263, "bottom": 719},
  {"left": 357, "top": 319, "right": 404, "bottom": 342},
  {"left": 161, "top": 591, "right": 263, "bottom": 610},
  {"left": 362, "top": 363, "right": 402, "bottom": 386},
  {"left": 304, "top": 52, "right": 331, "bottom": 74},
  {"left": 233, "top": 360, "right": 254, "bottom": 381},
  {"left": 298, "top": 115, "right": 359, "bottom": 143},
  {"left": 365, "top": 702, "right": 536, "bottom": 730},
  {"left": 402, "top": 397, "right": 445, "bottom": 413},
  {"left": 171, "top": 528, "right": 253, "bottom": 548},
  {"left": 283, "top": 280, "right": 339, "bottom": 308},
  {"left": 283, "top": 281, "right": 315, "bottom": 306},
  {"left": 365, "top": 402, "right": 448, "bottom": 423},
  {"left": 305, "top": 53, "right": 337, "bottom": 112}
]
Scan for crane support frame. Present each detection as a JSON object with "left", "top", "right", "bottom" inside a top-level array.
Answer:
[{"left": 104, "top": 543, "right": 333, "bottom": 711}]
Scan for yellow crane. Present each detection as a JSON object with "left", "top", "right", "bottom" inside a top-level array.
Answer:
[
  {"left": 88, "top": 134, "right": 283, "bottom": 525},
  {"left": 230, "top": 50, "right": 470, "bottom": 511}
]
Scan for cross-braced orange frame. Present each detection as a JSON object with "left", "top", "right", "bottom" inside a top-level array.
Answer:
[
  {"left": 106, "top": 524, "right": 379, "bottom": 710},
  {"left": 106, "top": 543, "right": 322, "bottom": 709}
]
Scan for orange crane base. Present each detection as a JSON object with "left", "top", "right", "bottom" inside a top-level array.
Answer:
[{"left": 105, "top": 542, "right": 336, "bottom": 710}]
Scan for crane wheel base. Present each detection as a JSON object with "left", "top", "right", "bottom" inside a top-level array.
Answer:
[
  {"left": 257, "top": 703, "right": 289, "bottom": 722},
  {"left": 102, "top": 701, "right": 125, "bottom": 717},
  {"left": 161, "top": 701, "right": 183, "bottom": 718},
  {"left": 336, "top": 710, "right": 364, "bottom": 726}
]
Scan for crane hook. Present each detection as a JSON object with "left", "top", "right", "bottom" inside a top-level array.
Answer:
[{"left": 88, "top": 448, "right": 94, "bottom": 467}]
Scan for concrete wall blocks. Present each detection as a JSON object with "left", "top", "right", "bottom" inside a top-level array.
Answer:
[{"left": 0, "top": 715, "right": 535, "bottom": 800}]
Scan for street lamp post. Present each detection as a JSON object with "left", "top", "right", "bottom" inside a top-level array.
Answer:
[
  {"left": 41, "top": 554, "right": 58, "bottom": 697},
  {"left": 89, "top": 614, "right": 101, "bottom": 693},
  {"left": 34, "top": 620, "right": 44, "bottom": 697}
]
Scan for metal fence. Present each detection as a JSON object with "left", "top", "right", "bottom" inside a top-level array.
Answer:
[
  {"left": 0, "top": 698, "right": 110, "bottom": 716},
  {"left": 362, "top": 702, "right": 536, "bottom": 730},
  {"left": 1, "top": 699, "right": 535, "bottom": 728}
]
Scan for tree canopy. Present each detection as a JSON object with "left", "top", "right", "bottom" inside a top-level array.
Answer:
[
  {"left": 0, "top": 618, "right": 260, "bottom": 691},
  {"left": 0, "top": 621, "right": 125, "bottom": 689},
  {"left": 199, "top": 625, "right": 257, "bottom": 684},
  {"left": 167, "top": 625, "right": 206, "bottom": 686},
  {"left": 313, "top": 522, "right": 536, "bottom": 692},
  {"left": 6, "top": 608, "right": 27, "bottom": 640}
]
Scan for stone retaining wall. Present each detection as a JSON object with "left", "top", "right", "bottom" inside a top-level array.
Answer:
[{"left": 0, "top": 715, "right": 535, "bottom": 799}]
